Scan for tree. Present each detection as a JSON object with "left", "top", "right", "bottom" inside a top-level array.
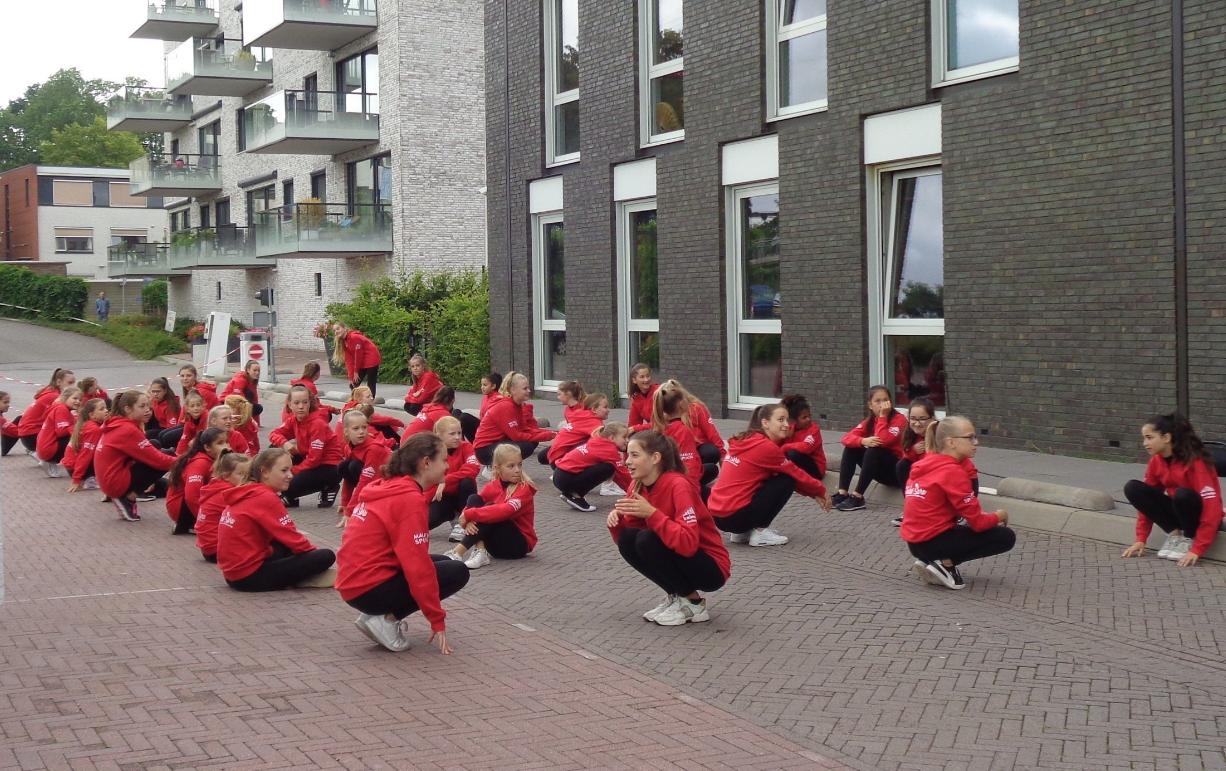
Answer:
[
  {"left": 0, "top": 69, "right": 120, "bottom": 171},
  {"left": 39, "top": 117, "right": 145, "bottom": 168}
]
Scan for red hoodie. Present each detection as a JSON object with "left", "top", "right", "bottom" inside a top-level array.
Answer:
[
  {"left": 1136, "top": 454, "right": 1224, "bottom": 557},
  {"left": 334, "top": 402, "right": 404, "bottom": 441},
  {"left": 1, "top": 412, "right": 18, "bottom": 438},
  {"left": 174, "top": 412, "right": 208, "bottom": 454},
  {"left": 341, "top": 331, "right": 382, "bottom": 377},
  {"left": 84, "top": 387, "right": 110, "bottom": 403},
  {"left": 687, "top": 402, "right": 724, "bottom": 449},
  {"left": 235, "top": 419, "right": 260, "bottom": 453},
  {"left": 217, "top": 483, "right": 318, "bottom": 582},
  {"left": 546, "top": 407, "right": 604, "bottom": 463},
  {"left": 402, "top": 401, "right": 452, "bottom": 437},
  {"left": 166, "top": 453, "right": 214, "bottom": 523},
  {"left": 404, "top": 370, "right": 443, "bottom": 408},
  {"left": 269, "top": 414, "right": 344, "bottom": 473},
  {"left": 627, "top": 384, "right": 659, "bottom": 433},
  {"left": 196, "top": 477, "right": 235, "bottom": 556},
  {"left": 463, "top": 479, "right": 538, "bottom": 551},
  {"left": 36, "top": 401, "right": 75, "bottom": 460},
  {"left": 479, "top": 392, "right": 499, "bottom": 418},
  {"left": 473, "top": 399, "right": 554, "bottom": 449},
  {"left": 841, "top": 411, "right": 908, "bottom": 458},
  {"left": 340, "top": 435, "right": 392, "bottom": 515},
  {"left": 608, "top": 470, "right": 731, "bottom": 580},
  {"left": 664, "top": 419, "right": 704, "bottom": 487},
  {"left": 336, "top": 476, "right": 448, "bottom": 630},
  {"left": 95, "top": 416, "right": 176, "bottom": 498},
  {"left": 781, "top": 421, "right": 827, "bottom": 476},
  {"left": 221, "top": 371, "right": 260, "bottom": 407},
  {"left": 18, "top": 388, "right": 59, "bottom": 438},
  {"left": 149, "top": 397, "right": 180, "bottom": 431},
  {"left": 900, "top": 453, "right": 1001, "bottom": 544},
  {"left": 555, "top": 435, "right": 632, "bottom": 492},
  {"left": 63, "top": 421, "right": 102, "bottom": 484},
  {"left": 186, "top": 381, "right": 220, "bottom": 412},
  {"left": 428, "top": 441, "right": 480, "bottom": 496},
  {"left": 281, "top": 379, "right": 339, "bottom": 421},
  {"left": 707, "top": 432, "right": 827, "bottom": 515}
]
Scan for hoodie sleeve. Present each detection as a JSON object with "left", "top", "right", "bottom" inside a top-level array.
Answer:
[
  {"left": 464, "top": 483, "right": 533, "bottom": 524},
  {"left": 343, "top": 336, "right": 357, "bottom": 380},
  {"left": 185, "top": 462, "right": 208, "bottom": 514},
  {"left": 942, "top": 466, "right": 1000, "bottom": 532},
  {"left": 1187, "top": 459, "right": 1224, "bottom": 556},
  {"left": 269, "top": 417, "right": 296, "bottom": 448},
  {"left": 873, "top": 412, "right": 906, "bottom": 454},
  {"left": 445, "top": 445, "right": 481, "bottom": 489},
  {"left": 261, "top": 506, "right": 316, "bottom": 554},
  {"left": 841, "top": 419, "right": 869, "bottom": 448},
  {"left": 642, "top": 480, "right": 704, "bottom": 557},
  {"left": 388, "top": 504, "right": 447, "bottom": 631},
  {"left": 292, "top": 420, "right": 330, "bottom": 474},
  {"left": 71, "top": 426, "right": 100, "bottom": 484},
  {"left": 490, "top": 401, "right": 554, "bottom": 444},
  {"left": 129, "top": 428, "right": 177, "bottom": 471},
  {"left": 762, "top": 441, "right": 827, "bottom": 499}
]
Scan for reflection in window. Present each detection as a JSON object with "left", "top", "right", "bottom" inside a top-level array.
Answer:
[
  {"left": 545, "top": 0, "right": 579, "bottom": 163},
  {"left": 653, "top": 0, "right": 683, "bottom": 63},
  {"left": 887, "top": 335, "right": 946, "bottom": 408},
  {"left": 641, "top": 0, "right": 684, "bottom": 143},
  {"left": 741, "top": 194, "right": 781, "bottom": 320},
  {"left": 629, "top": 331, "right": 659, "bottom": 370},
  {"left": 888, "top": 173, "right": 943, "bottom": 319},
  {"left": 545, "top": 221, "right": 565, "bottom": 320},
  {"left": 771, "top": 0, "right": 827, "bottom": 117},
  {"left": 948, "top": 0, "right": 1019, "bottom": 70},
  {"left": 544, "top": 330, "right": 568, "bottom": 381},
  {"left": 557, "top": 0, "right": 579, "bottom": 91},
  {"left": 739, "top": 334, "right": 783, "bottom": 399},
  {"left": 631, "top": 210, "right": 658, "bottom": 319}
]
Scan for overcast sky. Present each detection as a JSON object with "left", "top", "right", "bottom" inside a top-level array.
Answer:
[{"left": 0, "top": 1, "right": 166, "bottom": 105}]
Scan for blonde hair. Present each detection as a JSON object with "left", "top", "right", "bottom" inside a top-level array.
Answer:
[
  {"left": 212, "top": 451, "right": 251, "bottom": 480},
  {"left": 433, "top": 415, "right": 462, "bottom": 436},
  {"left": 926, "top": 415, "right": 972, "bottom": 454},
  {"left": 594, "top": 422, "right": 629, "bottom": 442},
  {"left": 183, "top": 390, "right": 206, "bottom": 413},
  {"left": 350, "top": 385, "right": 373, "bottom": 403},
  {"left": 246, "top": 448, "right": 291, "bottom": 484},
  {"left": 499, "top": 371, "right": 528, "bottom": 399},
  {"left": 224, "top": 395, "right": 252, "bottom": 427},
  {"left": 330, "top": 323, "right": 347, "bottom": 367},
  {"left": 57, "top": 387, "right": 83, "bottom": 405},
  {"left": 493, "top": 442, "right": 536, "bottom": 490},
  {"left": 650, "top": 380, "right": 690, "bottom": 433},
  {"left": 207, "top": 404, "right": 233, "bottom": 428}
]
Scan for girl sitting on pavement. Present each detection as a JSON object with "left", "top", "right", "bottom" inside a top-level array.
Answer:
[
  {"left": 36, "top": 387, "right": 82, "bottom": 477},
  {"left": 403, "top": 354, "right": 444, "bottom": 416},
  {"left": 446, "top": 443, "right": 538, "bottom": 570},
  {"left": 172, "top": 390, "right": 209, "bottom": 454},
  {"left": 543, "top": 392, "right": 609, "bottom": 467},
  {"left": 403, "top": 386, "right": 460, "bottom": 439},
  {"left": 834, "top": 385, "right": 908, "bottom": 512},
  {"left": 553, "top": 422, "right": 632, "bottom": 513},
  {"left": 779, "top": 394, "right": 826, "bottom": 481},
  {"left": 177, "top": 365, "right": 219, "bottom": 412},
  {"left": 64, "top": 398, "right": 107, "bottom": 493},
  {"left": 338, "top": 385, "right": 403, "bottom": 447},
  {"left": 166, "top": 428, "right": 230, "bottom": 536},
  {"left": 337, "top": 410, "right": 392, "bottom": 530},
  {"left": 1, "top": 391, "right": 19, "bottom": 457},
  {"left": 197, "top": 451, "right": 251, "bottom": 564},
  {"left": 427, "top": 416, "right": 480, "bottom": 541},
  {"left": 1122, "top": 413, "right": 1224, "bottom": 566},
  {"left": 78, "top": 377, "right": 111, "bottom": 409},
  {"left": 145, "top": 378, "right": 180, "bottom": 447},
  {"left": 225, "top": 395, "right": 260, "bottom": 453},
  {"left": 96, "top": 390, "right": 177, "bottom": 522},
  {"left": 18, "top": 368, "right": 75, "bottom": 455},
  {"left": 270, "top": 386, "right": 344, "bottom": 508}
]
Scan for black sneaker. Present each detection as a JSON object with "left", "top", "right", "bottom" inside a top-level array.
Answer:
[
  {"left": 835, "top": 495, "right": 866, "bottom": 512},
  {"left": 113, "top": 496, "right": 141, "bottom": 522},
  {"left": 831, "top": 493, "right": 850, "bottom": 507},
  {"left": 560, "top": 494, "right": 597, "bottom": 513},
  {"left": 947, "top": 564, "right": 965, "bottom": 589},
  {"left": 923, "top": 561, "right": 965, "bottom": 590},
  {"left": 281, "top": 494, "right": 300, "bottom": 509},
  {"left": 318, "top": 484, "right": 340, "bottom": 508}
]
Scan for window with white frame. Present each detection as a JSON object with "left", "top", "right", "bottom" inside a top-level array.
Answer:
[
  {"left": 533, "top": 214, "right": 568, "bottom": 386},
  {"left": 870, "top": 164, "right": 946, "bottom": 409},
  {"left": 544, "top": 0, "right": 579, "bottom": 165},
  {"left": 727, "top": 183, "right": 782, "bottom": 406},
  {"left": 766, "top": 0, "right": 828, "bottom": 120},
  {"left": 639, "top": 0, "right": 684, "bottom": 146},
  {"left": 54, "top": 228, "right": 94, "bottom": 254},
  {"left": 932, "top": 0, "right": 1019, "bottom": 86},
  {"left": 618, "top": 201, "right": 659, "bottom": 385}
]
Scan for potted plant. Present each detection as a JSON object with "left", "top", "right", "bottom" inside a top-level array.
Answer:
[{"left": 235, "top": 50, "right": 258, "bottom": 71}]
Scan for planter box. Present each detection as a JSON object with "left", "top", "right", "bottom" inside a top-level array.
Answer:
[{"left": 191, "top": 343, "right": 207, "bottom": 369}]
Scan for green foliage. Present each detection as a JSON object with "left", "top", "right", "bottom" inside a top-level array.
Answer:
[
  {"left": 141, "top": 280, "right": 168, "bottom": 316},
  {"left": 0, "top": 265, "right": 87, "bottom": 321},
  {"left": 0, "top": 69, "right": 119, "bottom": 171},
  {"left": 34, "top": 315, "right": 189, "bottom": 359},
  {"left": 327, "top": 269, "right": 490, "bottom": 391},
  {"left": 39, "top": 117, "right": 145, "bottom": 169}
]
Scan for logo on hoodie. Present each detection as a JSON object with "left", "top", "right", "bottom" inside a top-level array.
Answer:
[
  {"left": 725, "top": 454, "right": 740, "bottom": 466},
  {"left": 278, "top": 513, "right": 294, "bottom": 527},
  {"left": 361, "top": 466, "right": 376, "bottom": 478},
  {"left": 507, "top": 498, "right": 522, "bottom": 512},
  {"left": 889, "top": 426, "right": 901, "bottom": 436},
  {"left": 311, "top": 439, "right": 325, "bottom": 450},
  {"left": 905, "top": 482, "right": 927, "bottom": 499},
  {"left": 351, "top": 503, "right": 368, "bottom": 521},
  {"left": 507, "top": 420, "right": 519, "bottom": 428},
  {"left": 414, "top": 532, "right": 429, "bottom": 545},
  {"left": 682, "top": 507, "right": 696, "bottom": 524},
  {"left": 219, "top": 509, "right": 235, "bottom": 527}
]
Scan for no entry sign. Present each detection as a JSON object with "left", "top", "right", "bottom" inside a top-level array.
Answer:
[{"left": 248, "top": 343, "right": 265, "bottom": 360}]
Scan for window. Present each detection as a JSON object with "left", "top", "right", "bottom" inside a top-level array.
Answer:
[
  {"left": 283, "top": 180, "right": 294, "bottom": 207},
  {"left": 617, "top": 201, "right": 659, "bottom": 385},
  {"left": 544, "top": 0, "right": 579, "bottom": 165},
  {"left": 236, "top": 108, "right": 246, "bottom": 152},
  {"left": 638, "top": 0, "right": 683, "bottom": 146},
  {"left": 347, "top": 155, "right": 391, "bottom": 208},
  {"left": 246, "top": 186, "right": 275, "bottom": 226},
  {"left": 726, "top": 183, "right": 782, "bottom": 405},
  {"left": 766, "top": 0, "right": 828, "bottom": 120},
  {"left": 54, "top": 228, "right": 93, "bottom": 253},
  {"left": 52, "top": 180, "right": 93, "bottom": 207},
  {"left": 217, "top": 281, "right": 222, "bottom": 301},
  {"left": 199, "top": 204, "right": 211, "bottom": 230},
  {"left": 314, "top": 272, "right": 323, "bottom": 296},
  {"left": 870, "top": 164, "right": 945, "bottom": 408},
  {"left": 216, "top": 199, "right": 231, "bottom": 225},
  {"left": 532, "top": 214, "right": 567, "bottom": 386},
  {"left": 337, "top": 48, "right": 379, "bottom": 114},
  {"left": 110, "top": 229, "right": 148, "bottom": 248},
  {"left": 170, "top": 208, "right": 191, "bottom": 232},
  {"left": 932, "top": 0, "right": 1019, "bottom": 86},
  {"left": 198, "top": 121, "right": 220, "bottom": 162},
  {"left": 310, "top": 171, "right": 326, "bottom": 200}
]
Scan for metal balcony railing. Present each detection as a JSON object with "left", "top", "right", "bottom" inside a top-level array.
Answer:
[
  {"left": 242, "top": 89, "right": 379, "bottom": 155},
  {"left": 107, "top": 243, "right": 173, "bottom": 277},
  {"left": 132, "top": 0, "right": 219, "bottom": 41},
  {"left": 105, "top": 85, "right": 193, "bottom": 132},
  {"left": 167, "top": 226, "right": 265, "bottom": 270},
  {"left": 166, "top": 37, "right": 273, "bottom": 96},
  {"left": 129, "top": 152, "right": 222, "bottom": 198},
  {"left": 254, "top": 202, "right": 392, "bottom": 259},
  {"left": 243, "top": 0, "right": 377, "bottom": 50}
]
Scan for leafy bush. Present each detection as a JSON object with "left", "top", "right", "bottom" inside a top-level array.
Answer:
[
  {"left": 0, "top": 265, "right": 88, "bottom": 321},
  {"left": 36, "top": 315, "right": 189, "bottom": 359},
  {"left": 326, "top": 269, "right": 489, "bottom": 391},
  {"left": 142, "top": 279, "right": 168, "bottom": 316}
]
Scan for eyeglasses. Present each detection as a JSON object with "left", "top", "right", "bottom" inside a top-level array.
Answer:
[
  {"left": 954, "top": 434, "right": 979, "bottom": 443},
  {"left": 909, "top": 416, "right": 933, "bottom": 423}
]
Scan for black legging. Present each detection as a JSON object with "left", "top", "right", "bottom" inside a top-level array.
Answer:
[
  {"left": 428, "top": 477, "right": 478, "bottom": 529},
  {"left": 353, "top": 366, "right": 379, "bottom": 398},
  {"left": 785, "top": 450, "right": 823, "bottom": 481},
  {"left": 895, "top": 458, "right": 980, "bottom": 496},
  {"left": 908, "top": 524, "right": 1016, "bottom": 566},
  {"left": 3, "top": 416, "right": 21, "bottom": 455},
  {"left": 285, "top": 464, "right": 340, "bottom": 502},
  {"left": 345, "top": 556, "right": 470, "bottom": 620},
  {"left": 553, "top": 463, "right": 615, "bottom": 499},
  {"left": 127, "top": 461, "right": 169, "bottom": 497},
  {"left": 405, "top": 402, "right": 424, "bottom": 416},
  {"left": 461, "top": 495, "right": 530, "bottom": 558},
  {"left": 839, "top": 446, "right": 900, "bottom": 495},
  {"left": 1123, "top": 480, "right": 1203, "bottom": 539},
  {"left": 698, "top": 443, "right": 723, "bottom": 465},
  {"left": 44, "top": 435, "right": 70, "bottom": 464},
  {"left": 536, "top": 447, "right": 552, "bottom": 466},
  {"left": 338, "top": 458, "right": 364, "bottom": 487},
  {"left": 159, "top": 425, "right": 184, "bottom": 450},
  {"left": 712, "top": 474, "right": 796, "bottom": 533},
  {"left": 174, "top": 499, "right": 195, "bottom": 535},
  {"left": 475, "top": 441, "right": 539, "bottom": 467},
  {"left": 457, "top": 411, "right": 480, "bottom": 443},
  {"left": 617, "top": 527, "right": 726, "bottom": 597},
  {"left": 226, "top": 542, "right": 336, "bottom": 592},
  {"left": 372, "top": 424, "right": 400, "bottom": 449}
]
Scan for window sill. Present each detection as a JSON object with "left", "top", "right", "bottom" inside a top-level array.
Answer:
[
  {"left": 641, "top": 131, "right": 684, "bottom": 149},
  {"left": 55, "top": 251, "right": 94, "bottom": 255},
  {"left": 767, "top": 101, "right": 829, "bottom": 123},
  {"left": 933, "top": 61, "right": 1019, "bottom": 89},
  {"left": 729, "top": 399, "right": 776, "bottom": 411},
  {"left": 545, "top": 153, "right": 580, "bottom": 169}
]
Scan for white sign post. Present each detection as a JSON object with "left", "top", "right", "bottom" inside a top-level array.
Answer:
[
  {"left": 164, "top": 310, "right": 177, "bottom": 334},
  {"left": 203, "top": 311, "right": 232, "bottom": 380}
]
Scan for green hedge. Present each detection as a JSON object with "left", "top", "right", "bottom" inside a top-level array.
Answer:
[
  {"left": 0, "top": 265, "right": 88, "bottom": 321},
  {"left": 326, "top": 269, "right": 489, "bottom": 392},
  {"left": 142, "top": 279, "right": 168, "bottom": 316}
]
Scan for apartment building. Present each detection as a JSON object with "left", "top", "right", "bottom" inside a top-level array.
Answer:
[
  {"left": 111, "top": 0, "right": 486, "bottom": 348},
  {"left": 485, "top": 0, "right": 1226, "bottom": 457}
]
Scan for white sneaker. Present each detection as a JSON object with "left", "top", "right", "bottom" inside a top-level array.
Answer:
[
  {"left": 448, "top": 523, "right": 466, "bottom": 542},
  {"left": 1165, "top": 536, "right": 1193, "bottom": 561},
  {"left": 463, "top": 547, "right": 491, "bottom": 569},
  {"left": 600, "top": 482, "right": 626, "bottom": 497},
  {"left": 728, "top": 531, "right": 751, "bottom": 544},
  {"left": 1157, "top": 532, "right": 1177, "bottom": 559},
  {"left": 82, "top": 477, "right": 100, "bottom": 490},
  {"left": 47, "top": 463, "right": 65, "bottom": 479},
  {"left": 655, "top": 598, "right": 710, "bottom": 626},
  {"left": 913, "top": 559, "right": 944, "bottom": 585},
  {"left": 353, "top": 614, "right": 379, "bottom": 644},
  {"left": 443, "top": 548, "right": 464, "bottom": 561},
  {"left": 749, "top": 527, "right": 788, "bottom": 547},
  {"left": 357, "top": 614, "right": 411, "bottom": 652},
  {"left": 643, "top": 595, "right": 678, "bottom": 622}
]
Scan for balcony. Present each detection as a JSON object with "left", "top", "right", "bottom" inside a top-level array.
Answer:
[
  {"left": 106, "top": 86, "right": 193, "bottom": 132},
  {"left": 242, "top": 90, "right": 379, "bottom": 155},
  {"left": 254, "top": 203, "right": 392, "bottom": 259},
  {"left": 243, "top": 0, "right": 377, "bottom": 51},
  {"left": 107, "top": 243, "right": 174, "bottom": 278},
  {"left": 168, "top": 226, "right": 266, "bottom": 270},
  {"left": 132, "top": 0, "right": 219, "bottom": 41},
  {"left": 166, "top": 38, "right": 273, "bottom": 97},
  {"left": 129, "top": 153, "right": 221, "bottom": 198}
]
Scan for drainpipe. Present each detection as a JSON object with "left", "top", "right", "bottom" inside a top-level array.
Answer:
[
  {"left": 503, "top": 0, "right": 516, "bottom": 370},
  {"left": 1172, "top": 0, "right": 1189, "bottom": 416}
]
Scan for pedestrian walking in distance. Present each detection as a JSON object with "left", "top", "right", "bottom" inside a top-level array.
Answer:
[{"left": 95, "top": 292, "right": 110, "bottom": 322}]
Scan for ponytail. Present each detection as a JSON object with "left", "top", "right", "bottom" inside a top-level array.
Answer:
[
  {"left": 732, "top": 403, "right": 786, "bottom": 442},
  {"left": 168, "top": 427, "right": 227, "bottom": 487},
  {"left": 558, "top": 380, "right": 587, "bottom": 404},
  {"left": 650, "top": 380, "right": 688, "bottom": 432},
  {"left": 594, "top": 421, "right": 629, "bottom": 441}
]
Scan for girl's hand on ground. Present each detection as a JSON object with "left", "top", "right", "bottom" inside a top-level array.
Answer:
[
  {"left": 1121, "top": 541, "right": 1146, "bottom": 558},
  {"left": 66, "top": 483, "right": 80, "bottom": 493},
  {"left": 429, "top": 630, "right": 452, "bottom": 655},
  {"left": 606, "top": 511, "right": 620, "bottom": 528},
  {"left": 817, "top": 495, "right": 832, "bottom": 512},
  {"left": 614, "top": 494, "right": 654, "bottom": 519},
  {"left": 1178, "top": 552, "right": 1199, "bottom": 567}
]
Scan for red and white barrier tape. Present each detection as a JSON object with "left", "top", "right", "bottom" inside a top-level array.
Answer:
[{"left": 0, "top": 348, "right": 240, "bottom": 393}]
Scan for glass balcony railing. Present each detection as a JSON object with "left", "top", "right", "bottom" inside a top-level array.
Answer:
[
  {"left": 166, "top": 38, "right": 273, "bottom": 97},
  {"left": 243, "top": 0, "right": 377, "bottom": 50},
  {"left": 132, "top": 0, "right": 219, "bottom": 41},
  {"left": 129, "top": 152, "right": 222, "bottom": 198},
  {"left": 242, "top": 90, "right": 379, "bottom": 155},
  {"left": 107, "top": 243, "right": 173, "bottom": 277},
  {"left": 168, "top": 226, "right": 265, "bottom": 270},
  {"left": 105, "top": 86, "right": 193, "bottom": 132},
  {"left": 254, "top": 203, "right": 392, "bottom": 259}
]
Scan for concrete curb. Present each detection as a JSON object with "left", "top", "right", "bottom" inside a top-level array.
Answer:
[{"left": 995, "top": 478, "right": 1115, "bottom": 512}]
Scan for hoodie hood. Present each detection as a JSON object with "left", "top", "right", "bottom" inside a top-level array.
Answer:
[
  {"left": 909, "top": 451, "right": 960, "bottom": 482},
  {"left": 101, "top": 415, "right": 141, "bottom": 434},
  {"left": 357, "top": 475, "right": 424, "bottom": 504},
  {"left": 223, "top": 482, "right": 281, "bottom": 507},
  {"left": 727, "top": 432, "right": 774, "bottom": 455}
]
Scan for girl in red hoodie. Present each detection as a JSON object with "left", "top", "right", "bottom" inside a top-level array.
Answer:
[
  {"left": 271, "top": 385, "right": 344, "bottom": 508},
  {"left": 166, "top": 427, "right": 230, "bottom": 535},
  {"left": 337, "top": 410, "right": 393, "bottom": 529},
  {"left": 64, "top": 398, "right": 107, "bottom": 493},
  {"left": 96, "top": 390, "right": 177, "bottom": 522},
  {"left": 1122, "top": 413, "right": 1225, "bottom": 567},
  {"left": 224, "top": 395, "right": 260, "bottom": 453},
  {"left": 553, "top": 422, "right": 631, "bottom": 512},
  {"left": 177, "top": 365, "right": 219, "bottom": 411},
  {"left": 146, "top": 378, "right": 181, "bottom": 447},
  {"left": 626, "top": 363, "right": 658, "bottom": 433},
  {"left": 427, "top": 416, "right": 481, "bottom": 539},
  {"left": 834, "top": 385, "right": 908, "bottom": 512},
  {"left": 670, "top": 380, "right": 724, "bottom": 465},
  {"left": 556, "top": 380, "right": 588, "bottom": 420},
  {"left": 472, "top": 372, "right": 556, "bottom": 466},
  {"left": 403, "top": 386, "right": 459, "bottom": 438},
  {"left": 197, "top": 452, "right": 250, "bottom": 563},
  {"left": 607, "top": 429, "right": 731, "bottom": 626},
  {"left": 282, "top": 362, "right": 338, "bottom": 423},
  {"left": 478, "top": 372, "right": 503, "bottom": 419},
  {"left": 403, "top": 354, "right": 443, "bottom": 416},
  {"left": 1, "top": 391, "right": 19, "bottom": 457},
  {"left": 445, "top": 443, "right": 538, "bottom": 570},
  {"left": 337, "top": 385, "right": 404, "bottom": 446},
  {"left": 707, "top": 403, "right": 831, "bottom": 547},
  {"left": 651, "top": 382, "right": 719, "bottom": 496},
  {"left": 36, "top": 387, "right": 82, "bottom": 476},
  {"left": 332, "top": 322, "right": 382, "bottom": 396},
  {"left": 173, "top": 390, "right": 209, "bottom": 454},
  {"left": 901, "top": 417, "right": 1014, "bottom": 590},
  {"left": 221, "top": 361, "right": 263, "bottom": 420},
  {"left": 336, "top": 433, "right": 471, "bottom": 653},
  {"left": 780, "top": 394, "right": 826, "bottom": 481},
  {"left": 218, "top": 448, "right": 336, "bottom": 592},
  {"left": 78, "top": 377, "right": 111, "bottom": 409},
  {"left": 543, "top": 392, "right": 609, "bottom": 467},
  {"left": 18, "top": 368, "right": 74, "bottom": 454}
]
